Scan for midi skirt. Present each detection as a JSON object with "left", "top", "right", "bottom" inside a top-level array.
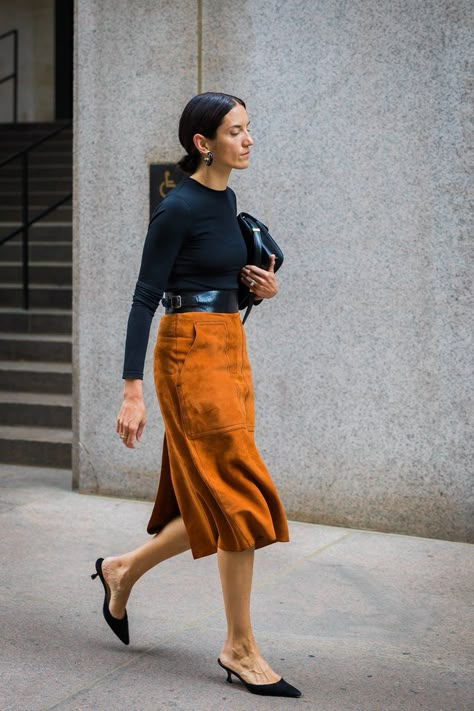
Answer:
[{"left": 146, "top": 310, "right": 290, "bottom": 560}]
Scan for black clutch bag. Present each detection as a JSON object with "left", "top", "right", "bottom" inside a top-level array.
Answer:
[{"left": 237, "top": 212, "right": 284, "bottom": 325}]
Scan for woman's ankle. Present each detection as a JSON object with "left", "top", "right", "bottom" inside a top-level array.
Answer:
[
  {"left": 105, "top": 555, "right": 136, "bottom": 588},
  {"left": 222, "top": 636, "right": 259, "bottom": 660}
]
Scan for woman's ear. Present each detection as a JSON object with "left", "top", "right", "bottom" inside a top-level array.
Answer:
[{"left": 192, "top": 133, "right": 209, "bottom": 156}]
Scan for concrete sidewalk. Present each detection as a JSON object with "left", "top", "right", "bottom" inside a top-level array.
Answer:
[{"left": 0, "top": 465, "right": 472, "bottom": 711}]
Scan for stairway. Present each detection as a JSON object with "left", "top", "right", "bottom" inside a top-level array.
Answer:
[{"left": 0, "top": 122, "right": 72, "bottom": 468}]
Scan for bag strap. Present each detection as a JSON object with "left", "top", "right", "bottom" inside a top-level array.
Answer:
[
  {"left": 241, "top": 292, "right": 254, "bottom": 325},
  {"left": 242, "top": 226, "right": 263, "bottom": 325}
]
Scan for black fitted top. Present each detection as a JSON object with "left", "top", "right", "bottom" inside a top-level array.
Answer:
[{"left": 122, "top": 176, "right": 258, "bottom": 379}]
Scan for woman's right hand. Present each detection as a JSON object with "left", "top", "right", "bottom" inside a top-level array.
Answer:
[{"left": 116, "top": 380, "right": 147, "bottom": 449}]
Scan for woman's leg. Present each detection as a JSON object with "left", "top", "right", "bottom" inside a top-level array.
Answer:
[
  {"left": 101, "top": 515, "right": 190, "bottom": 619},
  {"left": 217, "top": 546, "right": 282, "bottom": 685}
]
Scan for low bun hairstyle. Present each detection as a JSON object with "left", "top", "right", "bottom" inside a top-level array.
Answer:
[{"left": 177, "top": 91, "right": 246, "bottom": 174}]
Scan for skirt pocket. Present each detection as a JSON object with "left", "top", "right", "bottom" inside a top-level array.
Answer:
[{"left": 176, "top": 320, "right": 247, "bottom": 439}]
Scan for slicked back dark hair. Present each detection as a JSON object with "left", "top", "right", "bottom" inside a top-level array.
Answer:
[{"left": 177, "top": 91, "right": 246, "bottom": 174}]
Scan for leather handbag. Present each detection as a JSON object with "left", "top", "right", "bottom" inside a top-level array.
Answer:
[{"left": 237, "top": 212, "right": 284, "bottom": 325}]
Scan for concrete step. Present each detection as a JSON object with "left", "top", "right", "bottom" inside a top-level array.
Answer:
[
  {"left": 0, "top": 138, "right": 71, "bottom": 150},
  {"left": 0, "top": 262, "right": 72, "bottom": 285},
  {"left": 0, "top": 307, "right": 72, "bottom": 334},
  {"left": 0, "top": 135, "right": 72, "bottom": 152},
  {"left": 0, "top": 135, "right": 72, "bottom": 146},
  {"left": 0, "top": 145, "right": 72, "bottom": 161},
  {"left": 0, "top": 126, "right": 72, "bottom": 135},
  {"left": 0, "top": 360, "right": 72, "bottom": 393},
  {"left": 0, "top": 191, "right": 72, "bottom": 206},
  {"left": 0, "top": 137, "right": 71, "bottom": 146},
  {"left": 0, "top": 123, "right": 71, "bottom": 132},
  {"left": 0, "top": 424, "right": 71, "bottom": 468},
  {"left": 0, "top": 332, "right": 72, "bottom": 362},
  {"left": 0, "top": 205, "right": 72, "bottom": 222},
  {"left": 1, "top": 241, "right": 72, "bottom": 261},
  {"left": 0, "top": 284, "right": 72, "bottom": 308},
  {"left": 0, "top": 121, "right": 71, "bottom": 132},
  {"left": 0, "top": 152, "right": 72, "bottom": 165},
  {"left": 0, "top": 224, "right": 72, "bottom": 242},
  {"left": 0, "top": 165, "right": 72, "bottom": 178},
  {"left": 0, "top": 177, "right": 72, "bottom": 192},
  {"left": 0, "top": 391, "right": 72, "bottom": 427}
]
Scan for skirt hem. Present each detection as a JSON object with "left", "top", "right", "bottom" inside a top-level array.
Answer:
[{"left": 191, "top": 535, "right": 291, "bottom": 561}]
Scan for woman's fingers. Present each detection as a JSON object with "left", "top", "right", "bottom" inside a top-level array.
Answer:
[
  {"left": 267, "top": 254, "right": 276, "bottom": 273},
  {"left": 241, "top": 268, "right": 261, "bottom": 290},
  {"left": 136, "top": 420, "right": 145, "bottom": 442},
  {"left": 240, "top": 260, "right": 278, "bottom": 299},
  {"left": 116, "top": 401, "right": 146, "bottom": 448},
  {"left": 242, "top": 255, "right": 276, "bottom": 286},
  {"left": 121, "top": 422, "right": 143, "bottom": 448}
]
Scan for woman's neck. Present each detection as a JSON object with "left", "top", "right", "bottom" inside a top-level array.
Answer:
[{"left": 189, "top": 165, "right": 231, "bottom": 191}]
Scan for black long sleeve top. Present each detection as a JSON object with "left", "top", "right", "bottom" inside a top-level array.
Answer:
[{"left": 122, "top": 176, "right": 259, "bottom": 380}]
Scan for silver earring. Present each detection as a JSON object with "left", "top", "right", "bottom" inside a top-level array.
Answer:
[{"left": 203, "top": 151, "right": 213, "bottom": 166}]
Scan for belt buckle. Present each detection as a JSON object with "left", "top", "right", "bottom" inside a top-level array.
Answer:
[{"left": 170, "top": 294, "right": 182, "bottom": 308}]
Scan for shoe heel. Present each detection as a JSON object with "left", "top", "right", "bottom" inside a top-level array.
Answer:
[
  {"left": 91, "top": 572, "right": 98, "bottom": 580},
  {"left": 218, "top": 659, "right": 233, "bottom": 683}
]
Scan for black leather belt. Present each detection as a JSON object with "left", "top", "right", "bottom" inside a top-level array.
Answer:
[{"left": 161, "top": 289, "right": 239, "bottom": 314}]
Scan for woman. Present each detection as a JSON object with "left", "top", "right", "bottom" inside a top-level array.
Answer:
[{"left": 91, "top": 92, "right": 302, "bottom": 699}]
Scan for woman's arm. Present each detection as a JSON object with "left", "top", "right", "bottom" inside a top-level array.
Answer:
[
  {"left": 117, "top": 195, "right": 192, "bottom": 448},
  {"left": 122, "top": 196, "right": 192, "bottom": 380}
]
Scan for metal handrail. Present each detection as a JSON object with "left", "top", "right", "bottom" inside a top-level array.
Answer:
[
  {"left": 0, "top": 121, "right": 72, "bottom": 169},
  {"left": 0, "top": 195, "right": 72, "bottom": 245},
  {"left": 0, "top": 122, "right": 73, "bottom": 309},
  {"left": 0, "top": 29, "right": 18, "bottom": 122}
]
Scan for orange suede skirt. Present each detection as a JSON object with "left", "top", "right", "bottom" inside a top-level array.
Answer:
[{"left": 146, "top": 310, "right": 290, "bottom": 560}]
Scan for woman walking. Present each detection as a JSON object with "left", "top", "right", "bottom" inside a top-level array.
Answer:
[{"left": 91, "top": 92, "right": 302, "bottom": 699}]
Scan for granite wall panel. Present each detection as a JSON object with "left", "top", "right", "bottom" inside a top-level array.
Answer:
[{"left": 74, "top": 1, "right": 473, "bottom": 542}]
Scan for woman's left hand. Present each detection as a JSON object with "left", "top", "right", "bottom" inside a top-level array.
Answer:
[{"left": 240, "top": 254, "right": 279, "bottom": 299}]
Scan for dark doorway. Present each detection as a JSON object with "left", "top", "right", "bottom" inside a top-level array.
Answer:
[{"left": 55, "top": 0, "right": 74, "bottom": 120}]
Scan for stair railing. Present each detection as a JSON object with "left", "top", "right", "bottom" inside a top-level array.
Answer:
[
  {"left": 0, "top": 121, "right": 72, "bottom": 309},
  {"left": 0, "top": 29, "right": 18, "bottom": 122}
]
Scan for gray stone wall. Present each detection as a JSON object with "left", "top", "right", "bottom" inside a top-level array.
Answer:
[
  {"left": 72, "top": 0, "right": 198, "bottom": 496},
  {"left": 74, "top": 0, "right": 474, "bottom": 542}
]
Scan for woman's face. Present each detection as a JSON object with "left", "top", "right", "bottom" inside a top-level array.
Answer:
[{"left": 199, "top": 103, "right": 254, "bottom": 170}]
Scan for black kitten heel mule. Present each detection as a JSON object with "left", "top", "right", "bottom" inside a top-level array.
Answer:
[
  {"left": 217, "top": 658, "right": 302, "bottom": 697},
  {"left": 91, "top": 557, "right": 130, "bottom": 645}
]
